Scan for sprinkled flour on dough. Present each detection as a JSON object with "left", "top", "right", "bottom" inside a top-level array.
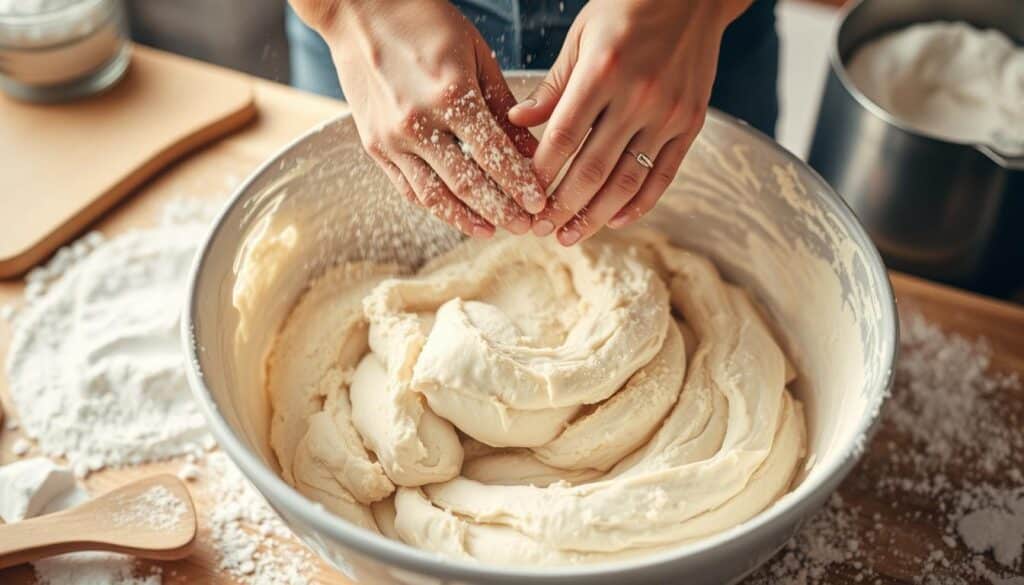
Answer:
[{"left": 748, "top": 311, "right": 1023, "bottom": 584}]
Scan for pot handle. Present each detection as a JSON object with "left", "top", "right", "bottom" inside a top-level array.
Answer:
[{"left": 977, "top": 132, "right": 1024, "bottom": 172}]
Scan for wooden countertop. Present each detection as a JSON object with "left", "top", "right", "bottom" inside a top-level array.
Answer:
[{"left": 1, "top": 48, "right": 1021, "bottom": 585}]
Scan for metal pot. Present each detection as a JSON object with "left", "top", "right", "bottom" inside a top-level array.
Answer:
[{"left": 808, "top": 0, "right": 1024, "bottom": 298}]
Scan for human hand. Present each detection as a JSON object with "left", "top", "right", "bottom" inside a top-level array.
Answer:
[
  {"left": 509, "top": 0, "right": 750, "bottom": 245},
  {"left": 292, "top": 0, "right": 547, "bottom": 238}
]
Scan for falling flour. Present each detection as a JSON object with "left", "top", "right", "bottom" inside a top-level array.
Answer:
[{"left": 4, "top": 216, "right": 213, "bottom": 475}]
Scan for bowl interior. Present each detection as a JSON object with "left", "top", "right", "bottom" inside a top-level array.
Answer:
[{"left": 187, "top": 74, "right": 896, "bottom": 578}]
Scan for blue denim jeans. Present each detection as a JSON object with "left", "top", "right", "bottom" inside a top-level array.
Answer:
[{"left": 286, "top": 0, "right": 778, "bottom": 136}]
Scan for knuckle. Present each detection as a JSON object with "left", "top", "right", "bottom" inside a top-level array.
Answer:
[
  {"left": 547, "top": 126, "right": 580, "bottom": 154},
  {"left": 669, "top": 101, "right": 707, "bottom": 135},
  {"left": 362, "top": 137, "right": 387, "bottom": 159},
  {"left": 395, "top": 106, "right": 428, "bottom": 136},
  {"left": 652, "top": 167, "right": 677, "bottom": 189},
  {"left": 420, "top": 189, "right": 444, "bottom": 208},
  {"left": 615, "top": 166, "right": 646, "bottom": 194},
  {"left": 536, "top": 78, "right": 560, "bottom": 99},
  {"left": 575, "top": 158, "right": 608, "bottom": 186},
  {"left": 595, "top": 48, "right": 621, "bottom": 75}
]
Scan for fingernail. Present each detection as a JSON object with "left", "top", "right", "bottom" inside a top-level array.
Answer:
[
  {"left": 510, "top": 98, "right": 536, "bottom": 114},
  {"left": 608, "top": 213, "right": 631, "bottom": 229},
  {"left": 472, "top": 225, "right": 494, "bottom": 239},
  {"left": 559, "top": 227, "right": 581, "bottom": 246},
  {"left": 524, "top": 188, "right": 547, "bottom": 214},
  {"left": 508, "top": 216, "right": 532, "bottom": 235},
  {"left": 533, "top": 219, "right": 555, "bottom": 237}
]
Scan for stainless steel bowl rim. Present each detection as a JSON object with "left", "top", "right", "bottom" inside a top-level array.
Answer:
[
  {"left": 183, "top": 97, "right": 898, "bottom": 579},
  {"left": 829, "top": 0, "right": 1024, "bottom": 170}
]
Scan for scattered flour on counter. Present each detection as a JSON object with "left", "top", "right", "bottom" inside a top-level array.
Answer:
[
  {"left": 748, "top": 311, "right": 1023, "bottom": 585},
  {"left": 0, "top": 458, "right": 161, "bottom": 585},
  {"left": 0, "top": 199, "right": 318, "bottom": 583},
  {"left": 885, "top": 313, "right": 1022, "bottom": 474},
  {"left": 955, "top": 485, "right": 1024, "bottom": 569},
  {"left": 112, "top": 484, "right": 188, "bottom": 531},
  {"left": 204, "top": 452, "right": 313, "bottom": 585},
  {"left": 4, "top": 203, "right": 217, "bottom": 475}
]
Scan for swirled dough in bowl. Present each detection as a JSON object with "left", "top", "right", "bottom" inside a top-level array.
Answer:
[{"left": 266, "top": 229, "right": 805, "bottom": 565}]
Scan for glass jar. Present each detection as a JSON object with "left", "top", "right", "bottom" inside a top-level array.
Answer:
[{"left": 0, "top": 0, "right": 130, "bottom": 102}]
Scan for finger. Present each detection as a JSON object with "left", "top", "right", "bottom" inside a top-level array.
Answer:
[
  {"left": 609, "top": 133, "right": 695, "bottom": 229},
  {"left": 507, "top": 32, "right": 578, "bottom": 129},
  {"left": 530, "top": 57, "right": 611, "bottom": 187},
  {"left": 474, "top": 35, "right": 539, "bottom": 159},
  {"left": 380, "top": 160, "right": 418, "bottom": 204},
  {"left": 416, "top": 132, "right": 532, "bottom": 234},
  {"left": 561, "top": 130, "right": 666, "bottom": 244},
  {"left": 535, "top": 102, "right": 638, "bottom": 239},
  {"left": 392, "top": 154, "right": 494, "bottom": 238},
  {"left": 448, "top": 87, "right": 547, "bottom": 214}
]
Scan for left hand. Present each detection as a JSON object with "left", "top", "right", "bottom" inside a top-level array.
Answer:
[{"left": 508, "top": 0, "right": 750, "bottom": 245}]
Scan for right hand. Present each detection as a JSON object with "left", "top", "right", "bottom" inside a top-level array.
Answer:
[{"left": 292, "top": 0, "right": 547, "bottom": 238}]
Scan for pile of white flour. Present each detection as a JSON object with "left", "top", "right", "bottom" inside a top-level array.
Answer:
[
  {"left": 5, "top": 211, "right": 212, "bottom": 477},
  {"left": 2, "top": 199, "right": 316, "bottom": 585},
  {"left": 847, "top": 21, "right": 1024, "bottom": 152}
]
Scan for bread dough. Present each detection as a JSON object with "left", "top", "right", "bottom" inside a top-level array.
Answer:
[
  {"left": 267, "top": 229, "right": 805, "bottom": 565},
  {"left": 847, "top": 21, "right": 1024, "bottom": 151}
]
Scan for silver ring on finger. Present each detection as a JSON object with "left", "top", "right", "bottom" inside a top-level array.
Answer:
[{"left": 625, "top": 149, "right": 655, "bottom": 169}]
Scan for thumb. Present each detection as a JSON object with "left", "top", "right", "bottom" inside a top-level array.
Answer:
[{"left": 508, "top": 44, "right": 574, "bottom": 128}]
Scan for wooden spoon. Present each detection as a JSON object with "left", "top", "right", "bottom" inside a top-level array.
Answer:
[{"left": 0, "top": 474, "right": 197, "bottom": 570}]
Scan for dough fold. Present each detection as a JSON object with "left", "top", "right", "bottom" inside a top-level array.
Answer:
[{"left": 266, "top": 230, "right": 805, "bottom": 564}]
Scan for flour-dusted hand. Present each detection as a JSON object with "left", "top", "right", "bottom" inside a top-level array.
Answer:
[
  {"left": 291, "top": 0, "right": 547, "bottom": 238},
  {"left": 509, "top": 0, "right": 751, "bottom": 245}
]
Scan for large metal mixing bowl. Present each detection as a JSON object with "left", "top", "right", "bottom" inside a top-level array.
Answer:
[{"left": 183, "top": 73, "right": 898, "bottom": 584}]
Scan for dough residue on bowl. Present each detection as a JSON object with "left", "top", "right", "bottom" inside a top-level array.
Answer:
[
  {"left": 264, "top": 229, "right": 806, "bottom": 565},
  {"left": 846, "top": 21, "right": 1024, "bottom": 151}
]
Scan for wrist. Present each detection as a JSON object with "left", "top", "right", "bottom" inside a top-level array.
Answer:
[{"left": 290, "top": 0, "right": 382, "bottom": 37}]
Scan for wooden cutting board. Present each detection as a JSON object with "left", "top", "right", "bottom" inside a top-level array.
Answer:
[{"left": 0, "top": 45, "right": 256, "bottom": 279}]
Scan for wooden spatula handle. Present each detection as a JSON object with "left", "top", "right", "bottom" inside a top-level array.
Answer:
[
  {"left": 0, "top": 505, "right": 194, "bottom": 569},
  {"left": 0, "top": 511, "right": 108, "bottom": 570}
]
